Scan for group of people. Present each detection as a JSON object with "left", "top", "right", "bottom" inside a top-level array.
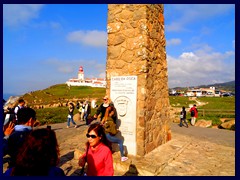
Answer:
[
  {"left": 77, "top": 101, "right": 91, "bottom": 123},
  {"left": 94, "top": 96, "right": 128, "bottom": 162},
  {"left": 77, "top": 95, "right": 128, "bottom": 176},
  {"left": 3, "top": 105, "right": 65, "bottom": 176},
  {"left": 3, "top": 95, "right": 128, "bottom": 176},
  {"left": 66, "top": 100, "right": 92, "bottom": 128},
  {"left": 179, "top": 104, "right": 198, "bottom": 128}
]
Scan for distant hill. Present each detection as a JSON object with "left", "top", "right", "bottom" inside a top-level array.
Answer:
[
  {"left": 196, "top": 80, "right": 235, "bottom": 92},
  {"left": 21, "top": 84, "right": 106, "bottom": 106},
  {"left": 172, "top": 80, "right": 235, "bottom": 92}
]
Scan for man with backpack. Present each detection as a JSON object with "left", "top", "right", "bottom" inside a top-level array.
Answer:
[
  {"left": 14, "top": 98, "right": 25, "bottom": 124},
  {"left": 189, "top": 104, "right": 198, "bottom": 126},
  {"left": 3, "top": 98, "right": 25, "bottom": 129}
]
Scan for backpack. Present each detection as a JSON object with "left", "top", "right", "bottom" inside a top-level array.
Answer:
[
  {"left": 191, "top": 109, "right": 195, "bottom": 117},
  {"left": 76, "top": 103, "right": 80, "bottom": 109},
  {"left": 103, "top": 117, "right": 118, "bottom": 136}
]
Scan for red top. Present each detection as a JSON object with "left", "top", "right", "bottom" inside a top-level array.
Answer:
[
  {"left": 79, "top": 66, "right": 83, "bottom": 73},
  {"left": 190, "top": 106, "right": 198, "bottom": 118},
  {"left": 81, "top": 143, "right": 114, "bottom": 176}
]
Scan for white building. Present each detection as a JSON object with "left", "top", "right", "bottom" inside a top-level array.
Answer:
[
  {"left": 66, "top": 66, "right": 106, "bottom": 88},
  {"left": 186, "top": 87, "right": 221, "bottom": 97},
  {"left": 186, "top": 89, "right": 203, "bottom": 97}
]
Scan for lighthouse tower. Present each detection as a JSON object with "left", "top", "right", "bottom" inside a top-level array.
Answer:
[{"left": 78, "top": 66, "right": 84, "bottom": 81}]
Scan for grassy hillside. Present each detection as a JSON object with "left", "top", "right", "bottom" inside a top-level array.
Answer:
[
  {"left": 21, "top": 84, "right": 106, "bottom": 125},
  {"left": 22, "top": 84, "right": 106, "bottom": 106},
  {"left": 19, "top": 84, "right": 234, "bottom": 127}
]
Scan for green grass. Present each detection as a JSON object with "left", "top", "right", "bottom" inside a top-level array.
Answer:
[
  {"left": 22, "top": 84, "right": 105, "bottom": 125},
  {"left": 36, "top": 107, "right": 68, "bottom": 124},
  {"left": 22, "top": 84, "right": 235, "bottom": 128},
  {"left": 196, "top": 97, "right": 235, "bottom": 124},
  {"left": 35, "top": 106, "right": 98, "bottom": 125},
  {"left": 169, "top": 96, "right": 235, "bottom": 128},
  {"left": 197, "top": 96, "right": 235, "bottom": 110},
  {"left": 23, "top": 84, "right": 106, "bottom": 106},
  {"left": 169, "top": 96, "right": 195, "bottom": 107}
]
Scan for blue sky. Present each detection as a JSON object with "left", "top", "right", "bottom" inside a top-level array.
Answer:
[{"left": 3, "top": 4, "right": 235, "bottom": 97}]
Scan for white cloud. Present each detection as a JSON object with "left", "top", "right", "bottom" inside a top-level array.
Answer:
[
  {"left": 167, "top": 47, "right": 235, "bottom": 88},
  {"left": 165, "top": 4, "right": 234, "bottom": 32},
  {"left": 49, "top": 22, "right": 62, "bottom": 29},
  {"left": 43, "top": 58, "right": 80, "bottom": 74},
  {"left": 98, "top": 72, "right": 106, "bottom": 79},
  {"left": 66, "top": 30, "right": 107, "bottom": 47},
  {"left": 167, "top": 38, "right": 182, "bottom": 46},
  {"left": 3, "top": 4, "right": 44, "bottom": 27},
  {"left": 166, "top": 22, "right": 186, "bottom": 32},
  {"left": 42, "top": 58, "right": 106, "bottom": 78},
  {"left": 200, "top": 26, "right": 212, "bottom": 35}
]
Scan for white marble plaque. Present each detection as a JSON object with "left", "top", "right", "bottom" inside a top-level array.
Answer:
[{"left": 110, "top": 76, "right": 137, "bottom": 155}]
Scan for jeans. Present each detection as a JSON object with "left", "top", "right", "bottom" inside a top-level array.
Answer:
[
  {"left": 106, "top": 133, "right": 124, "bottom": 157},
  {"left": 180, "top": 118, "right": 188, "bottom": 127},
  {"left": 84, "top": 113, "right": 89, "bottom": 124},
  {"left": 67, "top": 115, "right": 76, "bottom": 126}
]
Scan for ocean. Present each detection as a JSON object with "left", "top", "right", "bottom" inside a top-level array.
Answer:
[{"left": 3, "top": 93, "right": 17, "bottom": 101}]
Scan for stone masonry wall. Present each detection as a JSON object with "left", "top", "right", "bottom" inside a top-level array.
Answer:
[{"left": 106, "top": 4, "right": 171, "bottom": 156}]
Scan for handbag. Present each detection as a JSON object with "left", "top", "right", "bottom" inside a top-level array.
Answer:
[{"left": 80, "top": 144, "right": 89, "bottom": 176}]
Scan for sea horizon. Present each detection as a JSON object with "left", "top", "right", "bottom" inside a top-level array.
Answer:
[{"left": 3, "top": 93, "right": 19, "bottom": 101}]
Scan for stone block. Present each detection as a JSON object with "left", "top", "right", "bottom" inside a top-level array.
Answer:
[
  {"left": 195, "top": 120, "right": 212, "bottom": 128},
  {"left": 220, "top": 120, "right": 235, "bottom": 129}
]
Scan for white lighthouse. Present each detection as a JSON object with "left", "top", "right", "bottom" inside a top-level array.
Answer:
[
  {"left": 78, "top": 66, "right": 84, "bottom": 81},
  {"left": 66, "top": 66, "right": 106, "bottom": 88}
]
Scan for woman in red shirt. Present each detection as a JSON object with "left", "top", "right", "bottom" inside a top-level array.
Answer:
[{"left": 78, "top": 123, "right": 114, "bottom": 176}]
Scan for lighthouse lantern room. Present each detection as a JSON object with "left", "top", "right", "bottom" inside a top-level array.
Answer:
[{"left": 78, "top": 66, "right": 84, "bottom": 80}]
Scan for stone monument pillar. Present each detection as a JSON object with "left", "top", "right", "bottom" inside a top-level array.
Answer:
[{"left": 106, "top": 4, "right": 171, "bottom": 156}]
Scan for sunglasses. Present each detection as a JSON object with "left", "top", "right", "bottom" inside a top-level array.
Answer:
[{"left": 86, "top": 134, "right": 97, "bottom": 139}]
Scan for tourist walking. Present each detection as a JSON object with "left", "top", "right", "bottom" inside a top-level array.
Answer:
[
  {"left": 81, "top": 101, "right": 85, "bottom": 121},
  {"left": 102, "top": 106, "right": 128, "bottom": 162},
  {"left": 4, "top": 128, "right": 65, "bottom": 176},
  {"left": 83, "top": 101, "right": 91, "bottom": 125},
  {"left": 189, "top": 104, "right": 198, "bottom": 126},
  {"left": 67, "top": 102, "right": 77, "bottom": 128},
  {"left": 78, "top": 123, "right": 114, "bottom": 176},
  {"left": 179, "top": 106, "right": 188, "bottom": 128}
]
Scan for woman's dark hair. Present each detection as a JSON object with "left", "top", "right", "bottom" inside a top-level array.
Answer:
[
  {"left": 104, "top": 106, "right": 113, "bottom": 119},
  {"left": 69, "top": 102, "right": 74, "bottom": 108},
  {"left": 11, "top": 128, "right": 60, "bottom": 176},
  {"left": 87, "top": 123, "right": 111, "bottom": 148}
]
